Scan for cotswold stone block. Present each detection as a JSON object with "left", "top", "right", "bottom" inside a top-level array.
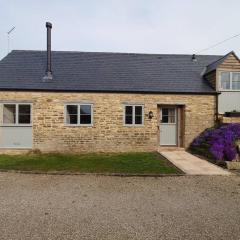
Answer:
[
  {"left": 221, "top": 116, "right": 240, "bottom": 123},
  {"left": 0, "top": 91, "right": 215, "bottom": 153}
]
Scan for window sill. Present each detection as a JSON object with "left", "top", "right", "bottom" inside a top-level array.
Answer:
[
  {"left": 64, "top": 124, "right": 93, "bottom": 127},
  {"left": 123, "top": 124, "right": 144, "bottom": 127},
  {"left": 219, "top": 90, "right": 240, "bottom": 92},
  {"left": 0, "top": 124, "right": 32, "bottom": 127}
]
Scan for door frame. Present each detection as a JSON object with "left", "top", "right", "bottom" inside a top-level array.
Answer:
[{"left": 157, "top": 104, "right": 185, "bottom": 147}]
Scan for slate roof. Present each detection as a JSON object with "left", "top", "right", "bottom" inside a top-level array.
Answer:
[{"left": 0, "top": 50, "right": 223, "bottom": 94}]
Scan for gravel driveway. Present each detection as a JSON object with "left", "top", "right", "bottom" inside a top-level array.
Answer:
[{"left": 0, "top": 173, "right": 239, "bottom": 240}]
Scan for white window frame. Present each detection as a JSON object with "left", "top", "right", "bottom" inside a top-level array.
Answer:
[
  {"left": 123, "top": 104, "right": 144, "bottom": 126},
  {"left": 1, "top": 103, "right": 32, "bottom": 127},
  {"left": 64, "top": 103, "right": 93, "bottom": 126},
  {"left": 219, "top": 71, "right": 240, "bottom": 91}
]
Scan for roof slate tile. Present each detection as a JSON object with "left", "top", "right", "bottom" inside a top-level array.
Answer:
[{"left": 0, "top": 50, "right": 222, "bottom": 93}]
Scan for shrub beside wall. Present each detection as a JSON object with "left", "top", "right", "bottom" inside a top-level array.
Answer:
[{"left": 190, "top": 123, "right": 240, "bottom": 162}]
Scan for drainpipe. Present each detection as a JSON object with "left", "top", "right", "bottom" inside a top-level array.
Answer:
[{"left": 216, "top": 92, "right": 221, "bottom": 126}]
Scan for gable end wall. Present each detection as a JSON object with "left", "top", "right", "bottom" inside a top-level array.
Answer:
[{"left": 217, "top": 53, "right": 240, "bottom": 90}]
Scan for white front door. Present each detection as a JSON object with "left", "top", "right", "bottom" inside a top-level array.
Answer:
[{"left": 160, "top": 107, "right": 177, "bottom": 146}]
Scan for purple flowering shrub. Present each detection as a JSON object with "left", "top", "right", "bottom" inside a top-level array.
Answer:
[{"left": 190, "top": 123, "right": 240, "bottom": 161}]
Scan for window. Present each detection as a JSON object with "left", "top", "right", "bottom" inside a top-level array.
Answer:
[
  {"left": 2, "top": 103, "right": 31, "bottom": 125},
  {"left": 65, "top": 104, "right": 92, "bottom": 125},
  {"left": 161, "top": 108, "right": 176, "bottom": 124},
  {"left": 124, "top": 105, "right": 143, "bottom": 125},
  {"left": 232, "top": 73, "right": 240, "bottom": 90},
  {"left": 220, "top": 72, "right": 240, "bottom": 90}
]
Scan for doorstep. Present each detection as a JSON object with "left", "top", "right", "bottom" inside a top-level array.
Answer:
[{"left": 158, "top": 146, "right": 185, "bottom": 152}]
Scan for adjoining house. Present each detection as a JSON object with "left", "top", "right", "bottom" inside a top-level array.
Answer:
[{"left": 0, "top": 22, "right": 239, "bottom": 153}]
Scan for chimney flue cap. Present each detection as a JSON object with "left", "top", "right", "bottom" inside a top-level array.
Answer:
[
  {"left": 192, "top": 54, "right": 197, "bottom": 62},
  {"left": 46, "top": 22, "right": 52, "bottom": 28}
]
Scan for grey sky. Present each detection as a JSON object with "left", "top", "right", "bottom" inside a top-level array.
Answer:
[{"left": 1, "top": 0, "right": 240, "bottom": 60}]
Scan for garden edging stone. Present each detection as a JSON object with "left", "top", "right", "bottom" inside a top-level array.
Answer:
[{"left": 0, "top": 169, "right": 185, "bottom": 177}]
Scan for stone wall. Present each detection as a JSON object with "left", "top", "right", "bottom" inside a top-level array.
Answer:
[
  {"left": 220, "top": 116, "right": 240, "bottom": 123},
  {"left": 0, "top": 91, "right": 216, "bottom": 152}
]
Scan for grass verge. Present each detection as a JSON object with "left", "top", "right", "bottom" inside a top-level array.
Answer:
[{"left": 0, "top": 152, "right": 182, "bottom": 174}]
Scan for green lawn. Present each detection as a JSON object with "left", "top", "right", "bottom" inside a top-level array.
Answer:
[{"left": 0, "top": 152, "right": 182, "bottom": 174}]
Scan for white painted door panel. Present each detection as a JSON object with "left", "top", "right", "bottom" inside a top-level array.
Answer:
[
  {"left": 160, "top": 124, "right": 177, "bottom": 145},
  {"left": 160, "top": 107, "right": 177, "bottom": 146},
  {"left": 0, "top": 127, "right": 32, "bottom": 148}
]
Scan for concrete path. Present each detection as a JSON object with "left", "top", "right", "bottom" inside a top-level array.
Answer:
[{"left": 159, "top": 150, "right": 231, "bottom": 175}]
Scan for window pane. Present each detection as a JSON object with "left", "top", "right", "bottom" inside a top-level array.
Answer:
[
  {"left": 80, "top": 115, "right": 91, "bottom": 124},
  {"left": 135, "top": 115, "right": 142, "bottom": 124},
  {"left": 18, "top": 105, "right": 31, "bottom": 124},
  {"left": 67, "top": 115, "right": 78, "bottom": 124},
  {"left": 125, "top": 106, "right": 133, "bottom": 115},
  {"left": 19, "top": 105, "right": 31, "bottom": 114},
  {"left": 135, "top": 106, "right": 143, "bottom": 124},
  {"left": 80, "top": 105, "right": 92, "bottom": 124},
  {"left": 168, "top": 108, "right": 175, "bottom": 116},
  {"left": 125, "top": 106, "right": 133, "bottom": 124},
  {"left": 80, "top": 105, "right": 91, "bottom": 115},
  {"left": 220, "top": 72, "right": 230, "bottom": 89},
  {"left": 232, "top": 73, "right": 240, "bottom": 90},
  {"left": 135, "top": 106, "right": 142, "bottom": 115},
  {"left": 162, "top": 108, "right": 168, "bottom": 116},
  {"left": 162, "top": 116, "right": 168, "bottom": 123},
  {"left": 3, "top": 104, "right": 16, "bottom": 124},
  {"left": 66, "top": 105, "right": 78, "bottom": 124},
  {"left": 19, "top": 115, "right": 31, "bottom": 124},
  {"left": 125, "top": 115, "right": 133, "bottom": 124},
  {"left": 168, "top": 116, "right": 175, "bottom": 123},
  {"left": 67, "top": 105, "right": 78, "bottom": 115}
]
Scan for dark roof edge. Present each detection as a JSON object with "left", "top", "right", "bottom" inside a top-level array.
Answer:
[
  {"left": 10, "top": 49, "right": 223, "bottom": 57},
  {"left": 206, "top": 51, "right": 238, "bottom": 67},
  {"left": 0, "top": 88, "right": 218, "bottom": 95},
  {"left": 229, "top": 51, "right": 240, "bottom": 62}
]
